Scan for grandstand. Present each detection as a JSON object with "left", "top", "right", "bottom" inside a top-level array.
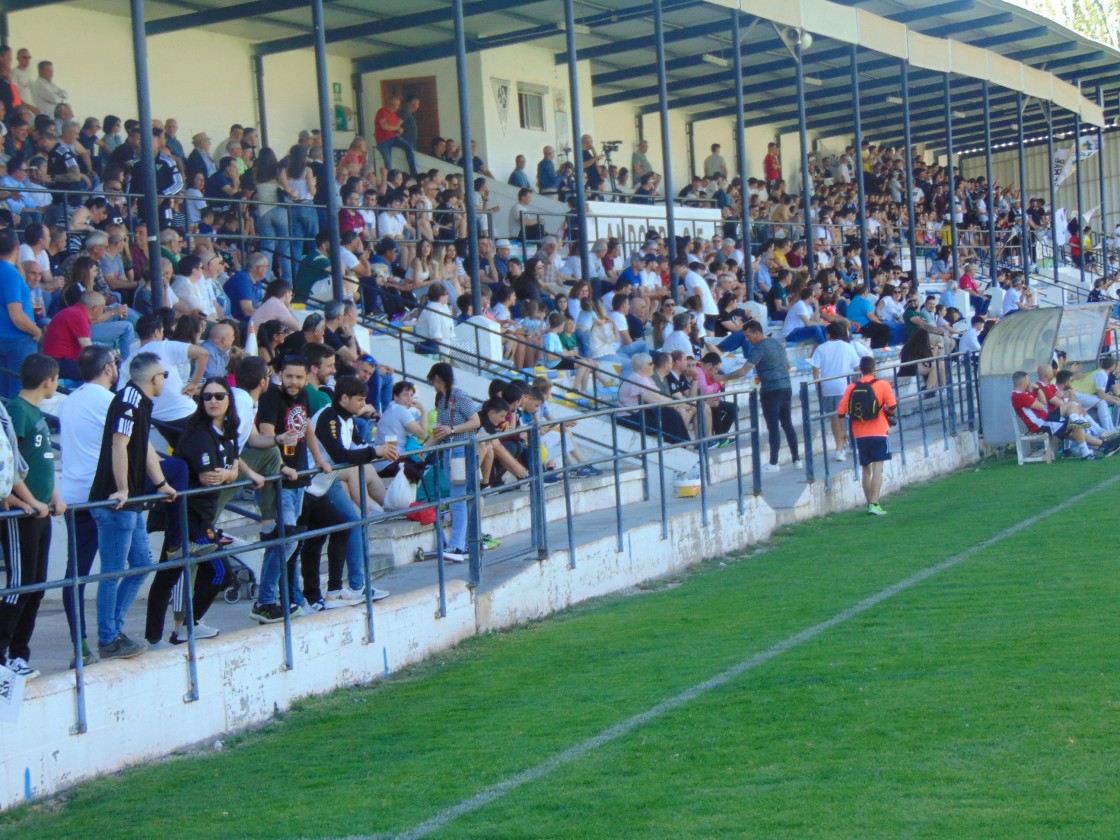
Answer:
[{"left": 0, "top": 0, "right": 1118, "bottom": 812}]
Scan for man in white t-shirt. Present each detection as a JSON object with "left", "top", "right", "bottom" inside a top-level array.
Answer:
[
  {"left": 1079, "top": 355, "right": 1120, "bottom": 432},
  {"left": 374, "top": 380, "right": 428, "bottom": 460},
  {"left": 674, "top": 258, "right": 718, "bottom": 319},
  {"left": 782, "top": 287, "right": 828, "bottom": 346},
  {"left": 57, "top": 345, "right": 119, "bottom": 663},
  {"left": 811, "top": 322, "right": 864, "bottom": 460},
  {"left": 170, "top": 255, "right": 218, "bottom": 321},
  {"left": 609, "top": 295, "right": 648, "bottom": 359},
  {"left": 131, "top": 312, "right": 208, "bottom": 438}
]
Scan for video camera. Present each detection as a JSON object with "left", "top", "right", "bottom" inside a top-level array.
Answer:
[{"left": 601, "top": 140, "right": 622, "bottom": 154}]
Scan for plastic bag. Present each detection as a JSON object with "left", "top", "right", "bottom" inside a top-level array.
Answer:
[{"left": 384, "top": 470, "right": 418, "bottom": 511}]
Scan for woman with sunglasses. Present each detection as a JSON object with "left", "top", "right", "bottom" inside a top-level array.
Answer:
[{"left": 145, "top": 377, "right": 242, "bottom": 645}]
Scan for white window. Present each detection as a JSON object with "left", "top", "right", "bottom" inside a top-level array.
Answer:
[{"left": 518, "top": 84, "right": 546, "bottom": 131}]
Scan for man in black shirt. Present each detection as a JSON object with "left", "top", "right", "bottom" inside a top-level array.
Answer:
[
  {"left": 89, "top": 352, "right": 177, "bottom": 660},
  {"left": 252, "top": 355, "right": 333, "bottom": 623}
]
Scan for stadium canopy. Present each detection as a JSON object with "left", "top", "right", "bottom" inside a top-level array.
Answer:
[{"left": 20, "top": 0, "right": 1115, "bottom": 154}]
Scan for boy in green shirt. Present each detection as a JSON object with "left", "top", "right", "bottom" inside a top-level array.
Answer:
[{"left": 0, "top": 354, "right": 65, "bottom": 680}]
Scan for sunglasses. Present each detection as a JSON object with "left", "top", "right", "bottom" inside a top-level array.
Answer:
[{"left": 202, "top": 392, "right": 228, "bottom": 402}]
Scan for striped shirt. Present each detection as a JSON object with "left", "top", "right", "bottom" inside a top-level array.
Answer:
[{"left": 90, "top": 383, "right": 153, "bottom": 502}]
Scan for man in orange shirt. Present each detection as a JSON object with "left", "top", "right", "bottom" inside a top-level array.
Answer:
[{"left": 838, "top": 356, "right": 897, "bottom": 516}]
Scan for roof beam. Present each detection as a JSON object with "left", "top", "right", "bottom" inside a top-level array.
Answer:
[
  {"left": 0, "top": 0, "right": 73, "bottom": 10},
  {"left": 967, "top": 26, "right": 1049, "bottom": 48},
  {"left": 557, "top": 17, "right": 735, "bottom": 64},
  {"left": 146, "top": 0, "right": 313, "bottom": 36},
  {"left": 889, "top": 0, "right": 975, "bottom": 24},
  {"left": 922, "top": 11, "right": 1012, "bottom": 37},
  {"left": 256, "top": 0, "right": 530, "bottom": 57},
  {"left": 1006, "top": 41, "right": 1077, "bottom": 61}
]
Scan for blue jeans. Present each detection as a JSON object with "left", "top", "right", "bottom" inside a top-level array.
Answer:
[
  {"left": 366, "top": 370, "right": 394, "bottom": 413},
  {"left": 256, "top": 205, "right": 293, "bottom": 281},
  {"left": 440, "top": 448, "right": 468, "bottom": 551},
  {"left": 290, "top": 203, "right": 319, "bottom": 260},
  {"left": 617, "top": 340, "right": 649, "bottom": 358},
  {"left": 90, "top": 507, "right": 153, "bottom": 646},
  {"left": 377, "top": 138, "right": 417, "bottom": 174},
  {"left": 63, "top": 510, "right": 99, "bottom": 643},
  {"left": 90, "top": 318, "right": 138, "bottom": 359},
  {"left": 258, "top": 486, "right": 304, "bottom": 606},
  {"left": 0, "top": 333, "right": 37, "bottom": 399},
  {"left": 325, "top": 480, "right": 365, "bottom": 592},
  {"left": 784, "top": 325, "right": 827, "bottom": 345}
]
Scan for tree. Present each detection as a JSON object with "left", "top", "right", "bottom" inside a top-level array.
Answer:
[{"left": 1025, "top": 0, "right": 1120, "bottom": 50}]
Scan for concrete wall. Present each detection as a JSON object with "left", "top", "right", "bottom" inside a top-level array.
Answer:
[
  {"left": 2, "top": 429, "right": 982, "bottom": 811},
  {"left": 8, "top": 5, "right": 354, "bottom": 154}
]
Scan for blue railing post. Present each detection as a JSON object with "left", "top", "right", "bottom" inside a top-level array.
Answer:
[
  {"left": 696, "top": 397, "right": 709, "bottom": 527},
  {"left": 64, "top": 508, "right": 88, "bottom": 735},
  {"left": 433, "top": 449, "right": 447, "bottom": 618},
  {"left": 559, "top": 424, "right": 576, "bottom": 568},
  {"left": 732, "top": 395, "right": 744, "bottom": 514},
  {"left": 176, "top": 493, "right": 200, "bottom": 702},
  {"left": 528, "top": 419, "right": 548, "bottom": 559},
  {"left": 656, "top": 413, "right": 668, "bottom": 538},
  {"left": 465, "top": 442, "right": 483, "bottom": 585},
  {"left": 749, "top": 389, "right": 762, "bottom": 496},
  {"left": 944, "top": 354, "right": 957, "bottom": 440},
  {"left": 638, "top": 397, "right": 649, "bottom": 501},
  {"left": 275, "top": 477, "right": 295, "bottom": 671},
  {"left": 610, "top": 412, "right": 623, "bottom": 551},
  {"left": 800, "top": 381, "right": 814, "bottom": 484},
  {"left": 964, "top": 355, "right": 977, "bottom": 432},
  {"left": 357, "top": 463, "right": 376, "bottom": 643}
]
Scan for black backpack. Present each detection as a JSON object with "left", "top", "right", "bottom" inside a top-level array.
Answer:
[{"left": 847, "top": 379, "right": 882, "bottom": 422}]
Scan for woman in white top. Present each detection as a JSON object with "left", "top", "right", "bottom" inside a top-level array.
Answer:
[
  {"left": 279, "top": 144, "right": 319, "bottom": 260},
  {"left": 405, "top": 238, "right": 442, "bottom": 296},
  {"left": 414, "top": 285, "right": 455, "bottom": 355},
  {"left": 438, "top": 242, "right": 467, "bottom": 299},
  {"left": 589, "top": 299, "right": 626, "bottom": 363}
]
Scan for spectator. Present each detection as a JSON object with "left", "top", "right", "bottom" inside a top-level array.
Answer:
[
  {"left": 30, "top": 60, "right": 67, "bottom": 118},
  {"left": 631, "top": 140, "right": 652, "bottom": 180},
  {"left": 250, "top": 279, "right": 300, "bottom": 332},
  {"left": 277, "top": 310, "right": 325, "bottom": 358},
  {"left": 252, "top": 354, "right": 334, "bottom": 623},
  {"left": 459, "top": 140, "right": 493, "bottom": 179},
  {"left": 1010, "top": 369, "right": 1104, "bottom": 460},
  {"left": 145, "top": 376, "right": 243, "bottom": 646},
  {"left": 42, "top": 290, "right": 107, "bottom": 379},
  {"left": 200, "top": 321, "right": 235, "bottom": 379},
  {"left": 618, "top": 352, "right": 691, "bottom": 442},
  {"left": 11, "top": 47, "right": 34, "bottom": 109},
  {"left": 224, "top": 252, "right": 268, "bottom": 328},
  {"left": 811, "top": 321, "right": 864, "bottom": 460},
  {"left": 186, "top": 132, "right": 216, "bottom": 182},
  {"left": 398, "top": 94, "right": 420, "bottom": 150},
  {"left": 718, "top": 319, "right": 800, "bottom": 472},
  {"left": 251, "top": 147, "right": 292, "bottom": 282},
  {"left": 0, "top": 227, "right": 40, "bottom": 398},
  {"left": 131, "top": 312, "right": 208, "bottom": 443},
  {"left": 88, "top": 351, "right": 178, "bottom": 660},
  {"left": 414, "top": 285, "right": 454, "bottom": 355},
  {"left": 211, "top": 124, "right": 243, "bottom": 164},
  {"left": 427, "top": 362, "right": 481, "bottom": 563},
  {"left": 508, "top": 154, "right": 532, "bottom": 190},
  {"left": 537, "top": 146, "right": 559, "bottom": 195},
  {"left": 0, "top": 354, "right": 63, "bottom": 681},
  {"left": 374, "top": 95, "right": 417, "bottom": 175},
  {"left": 838, "top": 356, "right": 898, "bottom": 515},
  {"left": 280, "top": 144, "right": 318, "bottom": 256},
  {"left": 303, "top": 342, "right": 335, "bottom": 414},
  {"left": 782, "top": 286, "right": 828, "bottom": 345},
  {"left": 703, "top": 143, "right": 727, "bottom": 180},
  {"left": 171, "top": 254, "right": 221, "bottom": 321}
]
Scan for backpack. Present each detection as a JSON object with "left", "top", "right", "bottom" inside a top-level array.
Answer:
[{"left": 847, "top": 379, "right": 882, "bottom": 422}]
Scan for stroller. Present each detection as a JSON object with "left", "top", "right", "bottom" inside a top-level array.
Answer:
[{"left": 222, "top": 555, "right": 258, "bottom": 604}]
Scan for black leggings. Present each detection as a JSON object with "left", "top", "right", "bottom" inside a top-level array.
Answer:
[
  {"left": 145, "top": 555, "right": 231, "bottom": 643},
  {"left": 760, "top": 387, "right": 799, "bottom": 466},
  {"left": 858, "top": 321, "right": 892, "bottom": 349}
]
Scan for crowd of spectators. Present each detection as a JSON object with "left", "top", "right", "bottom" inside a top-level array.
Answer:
[{"left": 2, "top": 45, "right": 1118, "bottom": 681}]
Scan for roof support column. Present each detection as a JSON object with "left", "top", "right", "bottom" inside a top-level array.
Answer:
[
  {"left": 452, "top": 0, "right": 481, "bottom": 314},
  {"left": 1016, "top": 92, "right": 1030, "bottom": 274},
  {"left": 1098, "top": 88, "right": 1108, "bottom": 268},
  {"left": 353, "top": 73, "right": 365, "bottom": 138},
  {"left": 1044, "top": 102, "right": 1059, "bottom": 288},
  {"left": 254, "top": 54, "right": 269, "bottom": 149},
  {"left": 901, "top": 60, "right": 918, "bottom": 283},
  {"left": 851, "top": 45, "right": 869, "bottom": 282},
  {"left": 130, "top": 0, "right": 163, "bottom": 309},
  {"left": 795, "top": 35, "right": 814, "bottom": 278},
  {"left": 944, "top": 73, "right": 959, "bottom": 290},
  {"left": 311, "top": 0, "right": 344, "bottom": 301},
  {"left": 653, "top": 0, "right": 678, "bottom": 299},
  {"left": 982, "top": 81, "right": 997, "bottom": 284},
  {"left": 563, "top": 0, "right": 590, "bottom": 287},
  {"left": 731, "top": 10, "right": 752, "bottom": 299},
  {"left": 1074, "top": 100, "right": 1085, "bottom": 289}
]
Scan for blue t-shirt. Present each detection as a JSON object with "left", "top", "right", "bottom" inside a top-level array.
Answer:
[
  {"left": 845, "top": 295, "right": 873, "bottom": 327},
  {"left": 224, "top": 271, "right": 262, "bottom": 325},
  {"left": 0, "top": 260, "right": 32, "bottom": 341}
]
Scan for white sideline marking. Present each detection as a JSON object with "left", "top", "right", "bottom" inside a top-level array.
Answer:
[{"left": 336, "top": 473, "right": 1120, "bottom": 840}]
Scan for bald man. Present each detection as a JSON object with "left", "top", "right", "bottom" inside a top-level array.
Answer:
[{"left": 200, "top": 322, "right": 236, "bottom": 378}]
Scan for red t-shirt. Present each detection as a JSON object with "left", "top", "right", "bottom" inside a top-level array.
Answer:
[
  {"left": 374, "top": 107, "right": 402, "bottom": 144},
  {"left": 1034, "top": 381, "right": 1058, "bottom": 411},
  {"left": 43, "top": 304, "right": 90, "bottom": 360},
  {"left": 1011, "top": 389, "right": 1047, "bottom": 432},
  {"left": 959, "top": 274, "right": 979, "bottom": 293},
  {"left": 764, "top": 153, "right": 781, "bottom": 182},
  {"left": 338, "top": 208, "right": 366, "bottom": 235}
]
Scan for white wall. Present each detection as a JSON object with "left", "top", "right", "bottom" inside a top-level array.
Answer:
[
  {"left": 9, "top": 5, "right": 354, "bottom": 154},
  {"left": 960, "top": 133, "right": 1120, "bottom": 235}
]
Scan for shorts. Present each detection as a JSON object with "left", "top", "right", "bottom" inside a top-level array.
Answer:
[
  {"left": 1042, "top": 418, "right": 1070, "bottom": 439},
  {"left": 855, "top": 435, "right": 891, "bottom": 466},
  {"left": 821, "top": 395, "right": 842, "bottom": 414}
]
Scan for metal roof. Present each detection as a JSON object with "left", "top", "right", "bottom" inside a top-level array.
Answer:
[{"left": 7, "top": 0, "right": 1118, "bottom": 151}]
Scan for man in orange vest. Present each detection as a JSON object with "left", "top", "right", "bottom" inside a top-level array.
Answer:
[{"left": 838, "top": 356, "right": 897, "bottom": 516}]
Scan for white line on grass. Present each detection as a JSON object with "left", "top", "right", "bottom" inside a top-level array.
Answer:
[{"left": 341, "top": 472, "right": 1120, "bottom": 840}]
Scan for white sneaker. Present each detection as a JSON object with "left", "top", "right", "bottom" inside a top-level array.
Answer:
[
  {"left": 7, "top": 657, "right": 39, "bottom": 680},
  {"left": 325, "top": 589, "right": 364, "bottom": 608},
  {"left": 369, "top": 587, "right": 390, "bottom": 602},
  {"left": 834, "top": 450, "right": 848, "bottom": 462},
  {"left": 792, "top": 460, "right": 803, "bottom": 469},
  {"left": 762, "top": 463, "right": 780, "bottom": 473},
  {"left": 192, "top": 623, "right": 220, "bottom": 639}
]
